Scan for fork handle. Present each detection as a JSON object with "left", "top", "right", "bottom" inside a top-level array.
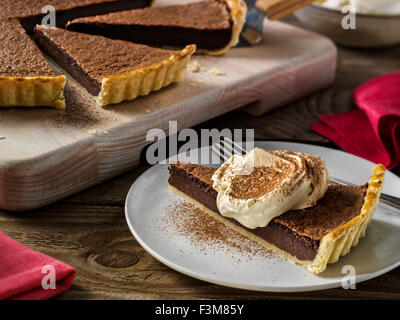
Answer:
[
  {"left": 256, "top": 0, "right": 314, "bottom": 20},
  {"left": 380, "top": 193, "right": 400, "bottom": 210}
]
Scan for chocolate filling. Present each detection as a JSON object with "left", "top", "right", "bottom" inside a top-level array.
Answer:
[
  {"left": 33, "top": 25, "right": 175, "bottom": 97},
  {"left": 33, "top": 27, "right": 102, "bottom": 96},
  {"left": 67, "top": 23, "right": 232, "bottom": 50},
  {"left": 168, "top": 163, "right": 368, "bottom": 261},
  {"left": 169, "top": 164, "right": 219, "bottom": 213},
  {"left": 66, "top": 0, "right": 233, "bottom": 50},
  {"left": 20, "top": 0, "right": 152, "bottom": 32},
  {"left": 0, "top": 20, "right": 56, "bottom": 78}
]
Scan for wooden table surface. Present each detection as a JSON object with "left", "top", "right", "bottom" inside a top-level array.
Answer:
[{"left": 1, "top": 17, "right": 399, "bottom": 300}]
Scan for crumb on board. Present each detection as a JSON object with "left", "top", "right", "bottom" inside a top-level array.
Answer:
[
  {"left": 145, "top": 109, "right": 151, "bottom": 114},
  {"left": 88, "top": 129, "right": 97, "bottom": 135},
  {"left": 187, "top": 61, "right": 205, "bottom": 73},
  {"left": 0, "top": 135, "right": 5, "bottom": 140},
  {"left": 209, "top": 68, "right": 225, "bottom": 76}
]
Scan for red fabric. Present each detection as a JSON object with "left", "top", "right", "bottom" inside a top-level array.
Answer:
[
  {"left": 310, "top": 72, "right": 400, "bottom": 169},
  {"left": 0, "top": 232, "right": 76, "bottom": 300}
]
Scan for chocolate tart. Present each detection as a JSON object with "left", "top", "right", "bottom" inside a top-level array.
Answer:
[
  {"left": 33, "top": 25, "right": 196, "bottom": 107},
  {"left": 168, "top": 162, "right": 385, "bottom": 274},
  {"left": 0, "top": 20, "right": 66, "bottom": 109},
  {"left": 66, "top": 0, "right": 247, "bottom": 55},
  {"left": 2, "top": 0, "right": 155, "bottom": 30}
]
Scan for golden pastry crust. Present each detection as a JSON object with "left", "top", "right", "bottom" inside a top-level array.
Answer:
[
  {"left": 0, "top": 75, "right": 66, "bottom": 109},
  {"left": 307, "top": 164, "right": 386, "bottom": 273},
  {"left": 169, "top": 164, "right": 386, "bottom": 274},
  {"left": 97, "top": 44, "right": 196, "bottom": 106},
  {"left": 199, "top": 0, "right": 247, "bottom": 55}
]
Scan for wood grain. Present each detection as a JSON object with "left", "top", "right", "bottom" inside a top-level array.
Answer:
[
  {"left": 0, "top": 15, "right": 399, "bottom": 300},
  {"left": 0, "top": 19, "right": 336, "bottom": 211}
]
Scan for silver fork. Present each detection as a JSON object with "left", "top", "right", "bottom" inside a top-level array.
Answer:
[
  {"left": 212, "top": 138, "right": 400, "bottom": 210},
  {"left": 211, "top": 137, "right": 246, "bottom": 162}
]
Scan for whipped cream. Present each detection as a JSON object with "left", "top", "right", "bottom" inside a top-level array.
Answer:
[
  {"left": 211, "top": 148, "right": 329, "bottom": 229},
  {"left": 315, "top": 0, "right": 400, "bottom": 15}
]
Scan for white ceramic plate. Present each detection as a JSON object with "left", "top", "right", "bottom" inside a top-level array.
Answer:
[{"left": 125, "top": 141, "right": 400, "bottom": 292}]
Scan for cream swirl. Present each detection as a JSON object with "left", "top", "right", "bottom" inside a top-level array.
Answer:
[{"left": 211, "top": 148, "right": 329, "bottom": 229}]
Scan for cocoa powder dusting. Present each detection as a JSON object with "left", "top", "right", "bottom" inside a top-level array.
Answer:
[
  {"left": 49, "top": 83, "right": 102, "bottom": 128},
  {"left": 48, "top": 81, "right": 121, "bottom": 129},
  {"left": 229, "top": 162, "right": 292, "bottom": 199},
  {"left": 160, "top": 200, "right": 274, "bottom": 260}
]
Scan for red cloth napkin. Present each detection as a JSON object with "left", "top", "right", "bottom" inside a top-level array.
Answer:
[
  {"left": 0, "top": 232, "right": 76, "bottom": 300},
  {"left": 310, "top": 72, "right": 400, "bottom": 169}
]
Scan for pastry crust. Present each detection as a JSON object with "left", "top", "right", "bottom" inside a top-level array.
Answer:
[
  {"left": 307, "top": 164, "right": 386, "bottom": 273},
  {"left": 199, "top": 0, "right": 247, "bottom": 55},
  {"left": 169, "top": 164, "right": 386, "bottom": 274},
  {"left": 97, "top": 44, "right": 196, "bottom": 106},
  {"left": 0, "top": 75, "right": 66, "bottom": 109}
]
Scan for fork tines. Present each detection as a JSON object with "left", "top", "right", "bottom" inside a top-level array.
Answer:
[{"left": 212, "top": 137, "right": 247, "bottom": 163}]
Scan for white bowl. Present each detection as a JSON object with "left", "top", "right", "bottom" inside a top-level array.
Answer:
[{"left": 294, "top": 4, "right": 400, "bottom": 48}]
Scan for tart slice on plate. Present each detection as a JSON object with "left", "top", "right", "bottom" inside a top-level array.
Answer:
[
  {"left": 33, "top": 25, "right": 196, "bottom": 107},
  {"left": 66, "top": 0, "right": 247, "bottom": 55},
  {"left": 168, "top": 149, "right": 385, "bottom": 274},
  {"left": 0, "top": 20, "right": 66, "bottom": 109}
]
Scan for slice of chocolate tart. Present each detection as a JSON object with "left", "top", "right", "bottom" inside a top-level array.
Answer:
[
  {"left": 0, "top": 20, "right": 66, "bottom": 109},
  {"left": 33, "top": 25, "right": 195, "bottom": 107},
  {"left": 168, "top": 161, "right": 385, "bottom": 274},
  {"left": 66, "top": 0, "right": 247, "bottom": 55}
]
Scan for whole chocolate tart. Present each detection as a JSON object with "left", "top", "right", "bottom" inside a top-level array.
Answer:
[
  {"left": 34, "top": 25, "right": 196, "bottom": 107},
  {"left": 168, "top": 161, "right": 385, "bottom": 274},
  {"left": 0, "top": 20, "right": 66, "bottom": 109},
  {"left": 66, "top": 0, "right": 247, "bottom": 55}
]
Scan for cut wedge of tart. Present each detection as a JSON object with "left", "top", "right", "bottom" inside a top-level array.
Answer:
[
  {"left": 3, "top": 0, "right": 155, "bottom": 21},
  {"left": 168, "top": 161, "right": 385, "bottom": 274},
  {"left": 66, "top": 0, "right": 247, "bottom": 55},
  {"left": 9, "top": 0, "right": 155, "bottom": 32},
  {"left": 0, "top": 20, "right": 66, "bottom": 109},
  {"left": 34, "top": 25, "right": 196, "bottom": 107}
]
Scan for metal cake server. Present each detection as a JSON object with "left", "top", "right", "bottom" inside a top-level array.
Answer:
[{"left": 239, "top": 0, "right": 314, "bottom": 46}]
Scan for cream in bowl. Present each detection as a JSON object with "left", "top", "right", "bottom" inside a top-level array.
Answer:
[
  {"left": 315, "top": 0, "right": 400, "bottom": 15},
  {"left": 294, "top": 1, "right": 400, "bottom": 47}
]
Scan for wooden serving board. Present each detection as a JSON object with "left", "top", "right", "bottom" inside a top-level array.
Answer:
[{"left": 0, "top": 19, "right": 337, "bottom": 211}]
